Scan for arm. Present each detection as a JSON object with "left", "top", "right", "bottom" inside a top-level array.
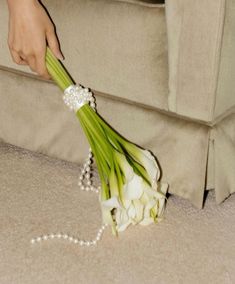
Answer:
[{"left": 6, "top": 0, "right": 64, "bottom": 79}]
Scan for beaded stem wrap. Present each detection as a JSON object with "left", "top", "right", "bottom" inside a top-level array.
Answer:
[
  {"left": 63, "top": 84, "right": 95, "bottom": 111},
  {"left": 30, "top": 85, "right": 107, "bottom": 248}
]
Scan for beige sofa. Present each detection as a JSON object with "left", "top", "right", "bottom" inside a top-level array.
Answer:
[{"left": 0, "top": 0, "right": 234, "bottom": 209}]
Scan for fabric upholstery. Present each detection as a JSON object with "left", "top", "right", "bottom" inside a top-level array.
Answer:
[
  {"left": 215, "top": 0, "right": 235, "bottom": 119},
  {"left": 0, "top": 0, "right": 168, "bottom": 111},
  {"left": 165, "top": 0, "right": 235, "bottom": 122},
  {"left": 1, "top": 68, "right": 235, "bottom": 209}
]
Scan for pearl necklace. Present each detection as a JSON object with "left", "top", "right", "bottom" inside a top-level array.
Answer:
[{"left": 30, "top": 85, "right": 108, "bottom": 247}]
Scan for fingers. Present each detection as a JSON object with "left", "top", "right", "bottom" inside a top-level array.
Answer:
[
  {"left": 9, "top": 49, "right": 27, "bottom": 65},
  {"left": 46, "top": 28, "right": 64, "bottom": 61},
  {"left": 8, "top": 45, "right": 51, "bottom": 79},
  {"left": 34, "top": 49, "right": 51, "bottom": 79},
  {"left": 8, "top": 28, "right": 63, "bottom": 79},
  {"left": 27, "top": 54, "right": 37, "bottom": 73}
]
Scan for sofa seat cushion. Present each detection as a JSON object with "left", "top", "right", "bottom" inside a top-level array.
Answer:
[{"left": 0, "top": 0, "right": 168, "bottom": 111}]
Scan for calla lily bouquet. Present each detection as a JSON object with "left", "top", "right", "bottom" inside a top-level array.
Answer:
[{"left": 46, "top": 47, "right": 168, "bottom": 236}]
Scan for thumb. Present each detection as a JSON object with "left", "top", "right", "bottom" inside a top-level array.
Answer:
[{"left": 46, "top": 29, "right": 64, "bottom": 60}]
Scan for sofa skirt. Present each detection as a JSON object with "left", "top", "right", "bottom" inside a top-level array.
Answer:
[{"left": 0, "top": 68, "right": 234, "bottom": 209}]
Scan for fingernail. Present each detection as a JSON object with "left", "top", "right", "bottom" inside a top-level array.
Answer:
[{"left": 57, "top": 53, "right": 64, "bottom": 61}]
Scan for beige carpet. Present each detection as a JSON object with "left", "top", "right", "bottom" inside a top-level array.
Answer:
[{"left": 0, "top": 141, "right": 234, "bottom": 284}]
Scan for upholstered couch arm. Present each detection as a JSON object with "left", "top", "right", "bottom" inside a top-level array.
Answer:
[{"left": 165, "top": 0, "right": 235, "bottom": 123}]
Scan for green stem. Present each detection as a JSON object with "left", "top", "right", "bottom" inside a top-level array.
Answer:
[
  {"left": 46, "top": 47, "right": 74, "bottom": 90},
  {"left": 77, "top": 111, "right": 110, "bottom": 178},
  {"left": 78, "top": 108, "right": 113, "bottom": 165},
  {"left": 82, "top": 106, "right": 125, "bottom": 153}
]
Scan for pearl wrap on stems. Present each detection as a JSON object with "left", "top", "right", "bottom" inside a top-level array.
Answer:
[
  {"left": 30, "top": 85, "right": 107, "bottom": 248},
  {"left": 63, "top": 84, "right": 96, "bottom": 111}
]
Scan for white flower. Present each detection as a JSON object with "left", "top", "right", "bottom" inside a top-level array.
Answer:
[
  {"left": 123, "top": 143, "right": 161, "bottom": 185},
  {"left": 101, "top": 152, "right": 168, "bottom": 233}
]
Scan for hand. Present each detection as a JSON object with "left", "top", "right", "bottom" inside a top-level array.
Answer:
[{"left": 7, "top": 0, "right": 64, "bottom": 79}]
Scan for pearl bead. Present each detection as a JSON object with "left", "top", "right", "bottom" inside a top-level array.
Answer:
[{"left": 30, "top": 140, "right": 109, "bottom": 248}]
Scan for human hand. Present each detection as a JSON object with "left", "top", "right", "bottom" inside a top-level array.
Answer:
[{"left": 7, "top": 0, "right": 64, "bottom": 79}]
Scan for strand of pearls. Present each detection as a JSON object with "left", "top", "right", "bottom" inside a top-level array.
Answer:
[
  {"left": 78, "top": 148, "right": 101, "bottom": 194},
  {"left": 30, "top": 85, "right": 108, "bottom": 248},
  {"left": 30, "top": 224, "right": 108, "bottom": 247}
]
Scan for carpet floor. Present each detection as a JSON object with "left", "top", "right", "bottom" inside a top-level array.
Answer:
[{"left": 0, "top": 141, "right": 234, "bottom": 284}]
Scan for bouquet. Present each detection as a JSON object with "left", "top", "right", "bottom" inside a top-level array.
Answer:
[{"left": 31, "top": 48, "right": 168, "bottom": 246}]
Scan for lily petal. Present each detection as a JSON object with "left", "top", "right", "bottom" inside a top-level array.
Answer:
[
  {"left": 138, "top": 149, "right": 161, "bottom": 184},
  {"left": 127, "top": 203, "right": 136, "bottom": 219},
  {"left": 139, "top": 217, "right": 154, "bottom": 226},
  {"left": 123, "top": 174, "right": 144, "bottom": 200},
  {"left": 102, "top": 196, "right": 121, "bottom": 209},
  {"left": 115, "top": 152, "right": 134, "bottom": 182},
  {"left": 133, "top": 199, "right": 144, "bottom": 223}
]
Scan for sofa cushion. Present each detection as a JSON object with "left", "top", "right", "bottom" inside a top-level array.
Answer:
[{"left": 0, "top": 0, "right": 168, "bottom": 111}]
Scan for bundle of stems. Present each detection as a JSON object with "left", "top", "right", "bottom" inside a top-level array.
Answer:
[{"left": 45, "top": 47, "right": 168, "bottom": 235}]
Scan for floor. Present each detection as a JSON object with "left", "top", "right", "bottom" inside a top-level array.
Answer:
[{"left": 0, "top": 141, "right": 234, "bottom": 284}]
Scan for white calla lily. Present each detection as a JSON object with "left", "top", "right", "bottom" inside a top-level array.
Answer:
[
  {"left": 102, "top": 196, "right": 121, "bottom": 209},
  {"left": 115, "top": 151, "right": 134, "bottom": 182},
  {"left": 123, "top": 143, "right": 161, "bottom": 185},
  {"left": 123, "top": 173, "right": 144, "bottom": 200}
]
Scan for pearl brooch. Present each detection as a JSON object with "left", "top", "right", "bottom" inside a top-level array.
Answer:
[{"left": 63, "top": 84, "right": 97, "bottom": 112}]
